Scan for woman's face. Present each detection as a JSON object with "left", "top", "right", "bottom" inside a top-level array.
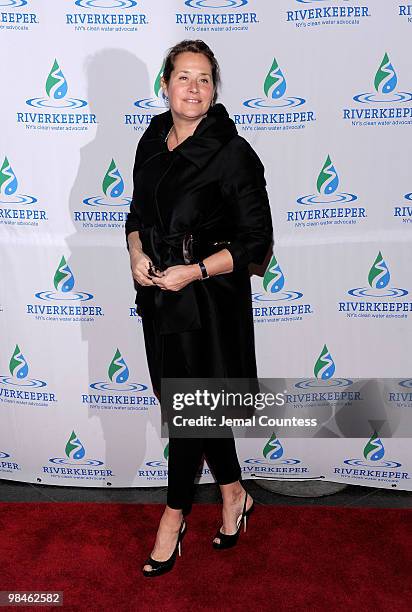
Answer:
[{"left": 162, "top": 52, "right": 215, "bottom": 123}]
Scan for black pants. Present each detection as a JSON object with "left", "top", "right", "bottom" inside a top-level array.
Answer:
[
  {"left": 167, "top": 437, "right": 241, "bottom": 512},
  {"left": 142, "top": 317, "right": 242, "bottom": 512}
]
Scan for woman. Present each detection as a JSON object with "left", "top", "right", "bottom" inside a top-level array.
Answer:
[{"left": 125, "top": 40, "right": 273, "bottom": 577}]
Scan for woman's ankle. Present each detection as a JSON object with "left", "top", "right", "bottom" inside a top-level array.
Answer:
[
  {"left": 219, "top": 480, "right": 245, "bottom": 504},
  {"left": 161, "top": 506, "right": 184, "bottom": 525}
]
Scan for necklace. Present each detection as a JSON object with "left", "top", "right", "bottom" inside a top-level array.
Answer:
[
  {"left": 165, "top": 125, "right": 173, "bottom": 143},
  {"left": 165, "top": 125, "right": 178, "bottom": 150}
]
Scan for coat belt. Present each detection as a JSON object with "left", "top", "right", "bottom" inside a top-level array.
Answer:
[{"left": 136, "top": 225, "right": 232, "bottom": 334}]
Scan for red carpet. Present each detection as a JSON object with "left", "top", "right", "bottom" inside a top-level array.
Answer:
[{"left": 0, "top": 502, "right": 411, "bottom": 611}]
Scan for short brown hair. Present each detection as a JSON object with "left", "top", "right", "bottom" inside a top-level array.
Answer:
[{"left": 162, "top": 39, "right": 221, "bottom": 105}]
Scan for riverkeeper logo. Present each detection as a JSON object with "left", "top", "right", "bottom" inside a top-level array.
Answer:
[
  {"left": 333, "top": 432, "right": 409, "bottom": 486},
  {"left": 73, "top": 159, "right": 131, "bottom": 230},
  {"left": 26, "top": 256, "right": 104, "bottom": 322},
  {"left": 339, "top": 252, "right": 411, "bottom": 319},
  {"left": 252, "top": 255, "right": 313, "bottom": 324},
  {"left": 176, "top": 0, "right": 258, "bottom": 33},
  {"left": 0, "top": 156, "right": 47, "bottom": 227},
  {"left": 43, "top": 431, "right": 113, "bottom": 483},
  {"left": 394, "top": 191, "right": 412, "bottom": 224},
  {"left": 140, "top": 444, "right": 169, "bottom": 481},
  {"left": 125, "top": 66, "right": 167, "bottom": 131},
  {"left": 17, "top": 59, "right": 96, "bottom": 132},
  {"left": 243, "top": 434, "right": 310, "bottom": 479},
  {"left": 0, "top": 450, "right": 21, "bottom": 474},
  {"left": 0, "top": 0, "right": 39, "bottom": 31},
  {"left": 294, "top": 345, "right": 353, "bottom": 392},
  {"left": 129, "top": 305, "right": 142, "bottom": 323},
  {"left": 387, "top": 379, "right": 412, "bottom": 409},
  {"left": 234, "top": 57, "right": 315, "bottom": 132},
  {"left": 286, "top": 0, "right": 371, "bottom": 28},
  {"left": 343, "top": 53, "right": 412, "bottom": 127},
  {"left": 288, "top": 154, "right": 366, "bottom": 228},
  {"left": 66, "top": 0, "right": 148, "bottom": 32},
  {"left": 0, "top": 345, "right": 56, "bottom": 407},
  {"left": 399, "top": 5, "right": 412, "bottom": 22},
  {"left": 83, "top": 348, "right": 157, "bottom": 412},
  {"left": 141, "top": 442, "right": 212, "bottom": 482},
  {"left": 134, "top": 65, "right": 166, "bottom": 110}
]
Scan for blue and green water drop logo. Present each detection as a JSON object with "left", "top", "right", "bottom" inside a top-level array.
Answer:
[
  {"left": 49, "top": 431, "right": 103, "bottom": 468},
  {"left": 243, "top": 56, "right": 305, "bottom": 110},
  {"left": 108, "top": 349, "right": 130, "bottom": 384},
  {"left": 347, "top": 251, "right": 407, "bottom": 299},
  {"left": 153, "top": 64, "right": 164, "bottom": 98},
  {"left": 46, "top": 59, "right": 68, "bottom": 100},
  {"left": 0, "top": 344, "right": 47, "bottom": 390},
  {"left": 163, "top": 443, "right": 169, "bottom": 461},
  {"left": 264, "top": 58, "right": 286, "bottom": 100},
  {"left": 34, "top": 256, "right": 94, "bottom": 302},
  {"left": 53, "top": 256, "right": 75, "bottom": 293},
  {"left": 374, "top": 53, "right": 397, "bottom": 95},
  {"left": 368, "top": 252, "right": 390, "bottom": 289},
  {"left": 89, "top": 348, "right": 147, "bottom": 393},
  {"left": 344, "top": 431, "right": 401, "bottom": 469},
  {"left": 0, "top": 157, "right": 18, "bottom": 196},
  {"left": 363, "top": 431, "right": 385, "bottom": 462},
  {"left": 26, "top": 59, "right": 87, "bottom": 110},
  {"left": 82, "top": 159, "right": 131, "bottom": 208},
  {"left": 352, "top": 52, "right": 412, "bottom": 105},
  {"left": 9, "top": 345, "right": 28, "bottom": 379},
  {"left": 65, "top": 431, "right": 86, "bottom": 461},
  {"left": 253, "top": 254, "right": 303, "bottom": 304},
  {"left": 314, "top": 345, "right": 335, "bottom": 380},
  {"left": 134, "top": 64, "right": 168, "bottom": 110},
  {"left": 317, "top": 155, "right": 339, "bottom": 195},
  {"left": 296, "top": 154, "right": 357, "bottom": 206},
  {"left": 263, "top": 255, "right": 285, "bottom": 293},
  {"left": 102, "top": 159, "right": 124, "bottom": 198},
  {"left": 263, "top": 432, "right": 283, "bottom": 460},
  {"left": 0, "top": 156, "right": 37, "bottom": 206}
]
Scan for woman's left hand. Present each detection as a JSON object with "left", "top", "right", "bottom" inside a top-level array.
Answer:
[{"left": 152, "top": 265, "right": 200, "bottom": 291}]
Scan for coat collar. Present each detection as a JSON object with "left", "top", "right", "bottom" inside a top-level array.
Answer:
[{"left": 138, "top": 103, "right": 237, "bottom": 169}]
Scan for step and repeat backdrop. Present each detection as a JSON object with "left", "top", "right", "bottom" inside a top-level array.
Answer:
[{"left": 1, "top": 0, "right": 411, "bottom": 490}]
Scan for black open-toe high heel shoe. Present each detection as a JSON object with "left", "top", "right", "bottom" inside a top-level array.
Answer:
[
  {"left": 142, "top": 520, "right": 186, "bottom": 577},
  {"left": 213, "top": 492, "right": 254, "bottom": 550}
]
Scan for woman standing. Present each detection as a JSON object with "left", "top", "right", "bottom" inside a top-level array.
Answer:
[{"left": 126, "top": 40, "right": 273, "bottom": 576}]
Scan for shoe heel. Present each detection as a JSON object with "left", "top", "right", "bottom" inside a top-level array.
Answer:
[{"left": 244, "top": 500, "right": 254, "bottom": 533}]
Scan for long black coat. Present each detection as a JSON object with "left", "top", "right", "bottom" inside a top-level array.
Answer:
[{"left": 125, "top": 103, "right": 273, "bottom": 392}]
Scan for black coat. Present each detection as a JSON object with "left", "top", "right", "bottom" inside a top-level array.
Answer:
[{"left": 125, "top": 103, "right": 273, "bottom": 388}]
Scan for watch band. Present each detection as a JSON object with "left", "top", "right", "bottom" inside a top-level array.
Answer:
[{"left": 198, "top": 261, "right": 209, "bottom": 280}]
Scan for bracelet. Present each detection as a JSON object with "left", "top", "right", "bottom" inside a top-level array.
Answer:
[{"left": 198, "top": 261, "right": 209, "bottom": 280}]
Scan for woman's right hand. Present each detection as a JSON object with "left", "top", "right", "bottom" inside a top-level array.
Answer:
[{"left": 130, "top": 251, "right": 155, "bottom": 286}]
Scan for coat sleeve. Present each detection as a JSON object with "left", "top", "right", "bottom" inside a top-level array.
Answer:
[
  {"left": 125, "top": 114, "right": 163, "bottom": 244},
  {"left": 220, "top": 138, "right": 273, "bottom": 271},
  {"left": 125, "top": 141, "right": 144, "bottom": 243}
]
